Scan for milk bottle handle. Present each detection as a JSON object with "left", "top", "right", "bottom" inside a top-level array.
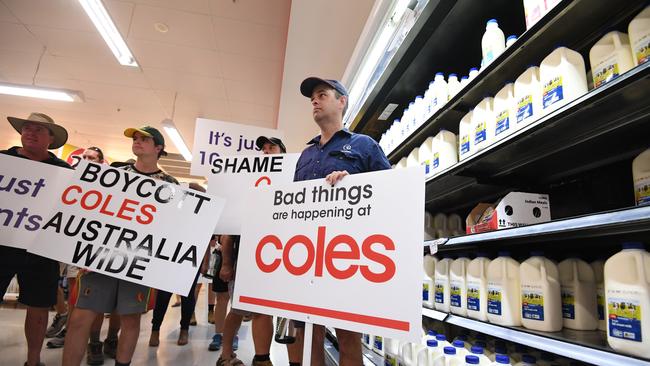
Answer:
[{"left": 573, "top": 261, "right": 579, "bottom": 282}]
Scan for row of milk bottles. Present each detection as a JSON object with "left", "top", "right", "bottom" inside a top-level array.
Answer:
[
  {"left": 422, "top": 243, "right": 650, "bottom": 358},
  {"left": 383, "top": 329, "right": 578, "bottom": 366},
  {"left": 380, "top": 19, "right": 517, "bottom": 156},
  {"left": 424, "top": 212, "right": 464, "bottom": 240},
  {"left": 393, "top": 130, "right": 458, "bottom": 180}
]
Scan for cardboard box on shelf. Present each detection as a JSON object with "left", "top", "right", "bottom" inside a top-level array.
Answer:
[{"left": 466, "top": 192, "right": 551, "bottom": 234}]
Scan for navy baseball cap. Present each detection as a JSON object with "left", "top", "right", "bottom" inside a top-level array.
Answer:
[
  {"left": 300, "top": 77, "right": 348, "bottom": 98},
  {"left": 255, "top": 136, "right": 286, "bottom": 153}
]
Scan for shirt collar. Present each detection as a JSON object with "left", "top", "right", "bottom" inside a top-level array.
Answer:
[{"left": 306, "top": 128, "right": 352, "bottom": 145}]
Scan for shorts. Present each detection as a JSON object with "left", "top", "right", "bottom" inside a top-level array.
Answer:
[
  {"left": 0, "top": 246, "right": 59, "bottom": 307},
  {"left": 75, "top": 272, "right": 154, "bottom": 315}
]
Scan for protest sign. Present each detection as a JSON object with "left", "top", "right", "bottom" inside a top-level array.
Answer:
[
  {"left": 190, "top": 118, "right": 284, "bottom": 176},
  {"left": 29, "top": 161, "right": 226, "bottom": 295},
  {"left": 207, "top": 153, "right": 299, "bottom": 234},
  {"left": 233, "top": 167, "right": 424, "bottom": 341},
  {"left": 0, "top": 154, "right": 72, "bottom": 249}
]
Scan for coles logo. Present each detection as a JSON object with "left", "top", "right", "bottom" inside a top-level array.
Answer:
[{"left": 255, "top": 226, "right": 395, "bottom": 283}]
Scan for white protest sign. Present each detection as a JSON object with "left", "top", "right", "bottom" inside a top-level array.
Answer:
[
  {"left": 190, "top": 118, "right": 284, "bottom": 176},
  {"left": 0, "top": 154, "right": 72, "bottom": 249},
  {"left": 207, "top": 153, "right": 300, "bottom": 234},
  {"left": 233, "top": 167, "right": 424, "bottom": 341},
  {"left": 29, "top": 161, "right": 226, "bottom": 295}
]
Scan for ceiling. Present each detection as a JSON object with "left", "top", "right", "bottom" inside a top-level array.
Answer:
[{"left": 0, "top": 0, "right": 375, "bottom": 180}]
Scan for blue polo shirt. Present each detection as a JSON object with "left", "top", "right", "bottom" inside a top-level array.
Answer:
[{"left": 294, "top": 129, "right": 391, "bottom": 182}]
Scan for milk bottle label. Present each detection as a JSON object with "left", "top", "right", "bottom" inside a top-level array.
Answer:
[
  {"left": 467, "top": 284, "right": 481, "bottom": 311},
  {"left": 460, "top": 135, "right": 470, "bottom": 155},
  {"left": 423, "top": 282, "right": 431, "bottom": 302},
  {"left": 363, "top": 334, "right": 371, "bottom": 344},
  {"left": 433, "top": 152, "right": 440, "bottom": 169},
  {"left": 597, "top": 286, "right": 605, "bottom": 321},
  {"left": 593, "top": 55, "right": 620, "bottom": 88},
  {"left": 385, "top": 354, "right": 398, "bottom": 366},
  {"left": 561, "top": 287, "right": 576, "bottom": 319},
  {"left": 542, "top": 76, "right": 564, "bottom": 109},
  {"left": 374, "top": 336, "right": 384, "bottom": 351},
  {"left": 495, "top": 110, "right": 510, "bottom": 135},
  {"left": 422, "top": 161, "right": 431, "bottom": 175},
  {"left": 487, "top": 285, "right": 503, "bottom": 315},
  {"left": 522, "top": 286, "right": 545, "bottom": 321},
  {"left": 475, "top": 122, "right": 487, "bottom": 144},
  {"left": 435, "top": 281, "right": 445, "bottom": 303},
  {"left": 516, "top": 95, "right": 533, "bottom": 123},
  {"left": 450, "top": 281, "right": 462, "bottom": 307},
  {"left": 608, "top": 296, "right": 642, "bottom": 342},
  {"left": 633, "top": 34, "right": 650, "bottom": 65},
  {"left": 634, "top": 175, "right": 650, "bottom": 205}
]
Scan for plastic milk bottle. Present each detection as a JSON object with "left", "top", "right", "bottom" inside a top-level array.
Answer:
[
  {"left": 520, "top": 252, "right": 562, "bottom": 332},
  {"left": 491, "top": 83, "right": 517, "bottom": 141},
  {"left": 487, "top": 251, "right": 522, "bottom": 326},
  {"left": 590, "top": 259, "right": 606, "bottom": 331},
  {"left": 514, "top": 66, "right": 542, "bottom": 130},
  {"left": 458, "top": 110, "right": 474, "bottom": 161},
  {"left": 558, "top": 257, "right": 598, "bottom": 330},
  {"left": 482, "top": 19, "right": 506, "bottom": 66},
  {"left": 633, "top": 148, "right": 650, "bottom": 206},
  {"left": 419, "top": 137, "right": 435, "bottom": 178},
  {"left": 435, "top": 256, "right": 453, "bottom": 312},
  {"left": 589, "top": 31, "right": 634, "bottom": 88},
  {"left": 629, "top": 5, "right": 650, "bottom": 66},
  {"left": 472, "top": 97, "right": 495, "bottom": 153},
  {"left": 431, "top": 130, "right": 458, "bottom": 175},
  {"left": 451, "top": 255, "right": 471, "bottom": 315},
  {"left": 539, "top": 46, "right": 588, "bottom": 115},
  {"left": 467, "top": 253, "right": 492, "bottom": 321}
]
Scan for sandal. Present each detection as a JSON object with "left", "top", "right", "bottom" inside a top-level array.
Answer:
[{"left": 216, "top": 353, "right": 244, "bottom": 366}]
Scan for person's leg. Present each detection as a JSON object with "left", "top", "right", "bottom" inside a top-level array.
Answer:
[
  {"left": 103, "top": 311, "right": 121, "bottom": 358},
  {"left": 335, "top": 329, "right": 362, "bottom": 366},
  {"left": 116, "top": 313, "right": 141, "bottom": 364},
  {"left": 62, "top": 308, "right": 101, "bottom": 365},
  {"left": 220, "top": 311, "right": 244, "bottom": 359},
  {"left": 311, "top": 325, "right": 326, "bottom": 366},
  {"left": 287, "top": 327, "right": 304, "bottom": 366},
  {"left": 25, "top": 306, "right": 49, "bottom": 365},
  {"left": 252, "top": 314, "right": 274, "bottom": 361},
  {"left": 151, "top": 290, "right": 172, "bottom": 331},
  {"left": 89, "top": 312, "right": 104, "bottom": 343},
  {"left": 214, "top": 290, "right": 230, "bottom": 333},
  {"left": 178, "top": 277, "right": 198, "bottom": 345}
]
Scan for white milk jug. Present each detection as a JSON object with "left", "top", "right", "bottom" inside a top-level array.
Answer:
[
  {"left": 469, "top": 346, "right": 492, "bottom": 365},
  {"left": 424, "top": 254, "right": 437, "bottom": 280},
  {"left": 590, "top": 259, "right": 606, "bottom": 331},
  {"left": 482, "top": 19, "right": 506, "bottom": 66},
  {"left": 633, "top": 148, "right": 650, "bottom": 206},
  {"left": 539, "top": 46, "right": 588, "bottom": 115},
  {"left": 629, "top": 5, "right": 650, "bottom": 66},
  {"left": 460, "top": 76, "right": 470, "bottom": 89},
  {"left": 435, "top": 256, "right": 453, "bottom": 312},
  {"left": 424, "top": 268, "right": 436, "bottom": 308},
  {"left": 605, "top": 242, "right": 650, "bottom": 358},
  {"left": 396, "top": 157, "right": 408, "bottom": 169},
  {"left": 448, "top": 74, "right": 462, "bottom": 100},
  {"left": 386, "top": 338, "right": 400, "bottom": 366},
  {"left": 458, "top": 110, "right": 474, "bottom": 161},
  {"left": 487, "top": 251, "right": 522, "bottom": 326},
  {"left": 520, "top": 252, "right": 562, "bottom": 332},
  {"left": 472, "top": 97, "right": 495, "bottom": 153},
  {"left": 430, "top": 73, "right": 449, "bottom": 116},
  {"left": 431, "top": 130, "right": 458, "bottom": 175},
  {"left": 424, "top": 211, "right": 435, "bottom": 240},
  {"left": 452, "top": 340, "right": 469, "bottom": 359},
  {"left": 514, "top": 66, "right": 542, "bottom": 130},
  {"left": 450, "top": 256, "right": 471, "bottom": 315},
  {"left": 589, "top": 31, "right": 634, "bottom": 88},
  {"left": 407, "top": 147, "right": 421, "bottom": 168},
  {"left": 467, "top": 254, "right": 492, "bottom": 321},
  {"left": 374, "top": 335, "right": 385, "bottom": 356},
  {"left": 523, "top": 0, "right": 546, "bottom": 30},
  {"left": 491, "top": 83, "right": 517, "bottom": 141},
  {"left": 558, "top": 258, "right": 598, "bottom": 330},
  {"left": 402, "top": 343, "right": 426, "bottom": 366},
  {"left": 468, "top": 68, "right": 479, "bottom": 82},
  {"left": 436, "top": 347, "right": 463, "bottom": 366},
  {"left": 421, "top": 340, "right": 444, "bottom": 365},
  {"left": 413, "top": 95, "right": 425, "bottom": 129},
  {"left": 506, "top": 35, "right": 518, "bottom": 48},
  {"left": 433, "top": 213, "right": 449, "bottom": 238},
  {"left": 419, "top": 137, "right": 435, "bottom": 178},
  {"left": 447, "top": 214, "right": 464, "bottom": 236},
  {"left": 435, "top": 334, "right": 452, "bottom": 350}
]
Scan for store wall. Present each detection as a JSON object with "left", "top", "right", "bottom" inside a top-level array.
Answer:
[{"left": 277, "top": 0, "right": 376, "bottom": 153}]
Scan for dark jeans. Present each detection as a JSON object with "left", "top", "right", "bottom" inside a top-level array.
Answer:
[{"left": 151, "top": 273, "right": 198, "bottom": 331}]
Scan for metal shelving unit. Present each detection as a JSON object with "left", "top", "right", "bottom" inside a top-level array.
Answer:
[{"left": 422, "top": 308, "right": 650, "bottom": 366}]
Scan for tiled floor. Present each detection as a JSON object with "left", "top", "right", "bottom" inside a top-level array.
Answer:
[{"left": 0, "top": 286, "right": 290, "bottom": 366}]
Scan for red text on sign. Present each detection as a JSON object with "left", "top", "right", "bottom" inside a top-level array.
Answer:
[{"left": 61, "top": 185, "right": 156, "bottom": 224}]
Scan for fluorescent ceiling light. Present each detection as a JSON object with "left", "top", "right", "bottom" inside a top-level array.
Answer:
[
  {"left": 0, "top": 82, "right": 83, "bottom": 102},
  {"left": 78, "top": 0, "right": 138, "bottom": 67},
  {"left": 161, "top": 119, "right": 193, "bottom": 161}
]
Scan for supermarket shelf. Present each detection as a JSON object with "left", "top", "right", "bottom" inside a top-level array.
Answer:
[
  {"left": 422, "top": 310, "right": 650, "bottom": 366},
  {"left": 422, "top": 306, "right": 447, "bottom": 321},
  {"left": 442, "top": 205, "right": 650, "bottom": 246},
  {"left": 423, "top": 60, "right": 650, "bottom": 212}
]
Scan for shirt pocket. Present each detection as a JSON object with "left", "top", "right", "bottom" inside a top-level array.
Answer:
[{"left": 325, "top": 150, "right": 364, "bottom": 174}]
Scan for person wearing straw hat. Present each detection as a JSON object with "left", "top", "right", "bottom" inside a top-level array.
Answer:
[{"left": 0, "top": 112, "right": 71, "bottom": 366}]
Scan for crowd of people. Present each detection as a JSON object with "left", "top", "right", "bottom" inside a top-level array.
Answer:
[{"left": 0, "top": 77, "right": 391, "bottom": 366}]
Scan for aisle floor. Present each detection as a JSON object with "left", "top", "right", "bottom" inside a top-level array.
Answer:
[{"left": 0, "top": 286, "right": 290, "bottom": 366}]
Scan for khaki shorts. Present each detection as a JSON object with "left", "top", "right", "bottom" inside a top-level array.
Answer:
[{"left": 75, "top": 272, "right": 153, "bottom": 315}]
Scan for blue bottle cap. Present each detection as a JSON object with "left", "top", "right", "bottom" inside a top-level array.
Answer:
[
  {"left": 427, "top": 330, "right": 437, "bottom": 336},
  {"left": 461, "top": 76, "right": 468, "bottom": 80},
  {"left": 622, "top": 242, "right": 644, "bottom": 249},
  {"left": 507, "top": 35, "right": 517, "bottom": 41},
  {"left": 496, "top": 354, "right": 510, "bottom": 364},
  {"left": 470, "top": 67, "right": 479, "bottom": 72},
  {"left": 522, "top": 354, "right": 536, "bottom": 363},
  {"left": 449, "top": 73, "right": 458, "bottom": 78},
  {"left": 474, "top": 341, "right": 487, "bottom": 348},
  {"left": 487, "top": 19, "right": 498, "bottom": 24},
  {"left": 416, "top": 95, "right": 423, "bottom": 100},
  {"left": 436, "top": 334, "right": 447, "bottom": 341},
  {"left": 495, "top": 346, "right": 508, "bottom": 355},
  {"left": 427, "top": 339, "right": 438, "bottom": 347},
  {"left": 453, "top": 340, "right": 465, "bottom": 348},
  {"left": 465, "top": 355, "right": 480, "bottom": 364},
  {"left": 470, "top": 346, "right": 484, "bottom": 354},
  {"left": 444, "top": 346, "right": 456, "bottom": 355}
]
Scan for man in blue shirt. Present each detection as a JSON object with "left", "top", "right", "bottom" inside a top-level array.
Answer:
[{"left": 294, "top": 77, "right": 391, "bottom": 366}]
